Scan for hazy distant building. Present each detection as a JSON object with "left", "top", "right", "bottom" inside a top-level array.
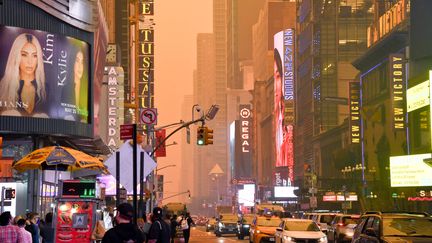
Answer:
[
  {"left": 193, "top": 33, "right": 219, "bottom": 209},
  {"left": 180, "top": 95, "right": 195, "bottom": 206}
]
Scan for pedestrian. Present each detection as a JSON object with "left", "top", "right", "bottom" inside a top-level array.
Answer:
[
  {"left": 180, "top": 212, "right": 194, "bottom": 243},
  {"left": 17, "top": 219, "right": 31, "bottom": 243},
  {"left": 169, "top": 214, "right": 178, "bottom": 243},
  {"left": 25, "top": 212, "right": 40, "bottom": 243},
  {"left": 39, "top": 212, "right": 54, "bottom": 243},
  {"left": 0, "top": 211, "right": 22, "bottom": 243},
  {"left": 147, "top": 207, "right": 170, "bottom": 243},
  {"left": 102, "top": 203, "right": 144, "bottom": 243}
]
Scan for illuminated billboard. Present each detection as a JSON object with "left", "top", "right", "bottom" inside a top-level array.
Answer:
[
  {"left": 238, "top": 184, "right": 255, "bottom": 207},
  {"left": 0, "top": 25, "right": 90, "bottom": 123},
  {"left": 274, "top": 186, "right": 298, "bottom": 198},
  {"left": 390, "top": 153, "right": 432, "bottom": 187},
  {"left": 274, "top": 29, "right": 295, "bottom": 184}
]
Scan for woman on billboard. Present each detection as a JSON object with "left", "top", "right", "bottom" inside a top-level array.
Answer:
[
  {"left": 62, "top": 46, "right": 89, "bottom": 123},
  {"left": 274, "top": 48, "right": 293, "bottom": 186},
  {"left": 0, "top": 33, "right": 47, "bottom": 117}
]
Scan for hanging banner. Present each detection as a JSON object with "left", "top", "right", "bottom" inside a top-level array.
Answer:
[
  {"left": 390, "top": 53, "right": 406, "bottom": 130},
  {"left": 155, "top": 129, "right": 166, "bottom": 157}
]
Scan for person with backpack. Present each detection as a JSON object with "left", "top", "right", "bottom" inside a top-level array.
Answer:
[
  {"left": 169, "top": 215, "right": 178, "bottom": 243},
  {"left": 147, "top": 207, "right": 170, "bottom": 243},
  {"left": 180, "top": 212, "right": 194, "bottom": 243},
  {"left": 102, "top": 203, "right": 144, "bottom": 243}
]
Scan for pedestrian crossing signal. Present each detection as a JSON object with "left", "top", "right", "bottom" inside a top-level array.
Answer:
[{"left": 5, "top": 188, "right": 15, "bottom": 200}]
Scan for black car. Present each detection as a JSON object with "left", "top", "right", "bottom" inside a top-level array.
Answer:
[
  {"left": 237, "top": 214, "right": 254, "bottom": 240},
  {"left": 352, "top": 211, "right": 432, "bottom": 243}
]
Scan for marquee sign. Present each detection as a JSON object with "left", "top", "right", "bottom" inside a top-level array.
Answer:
[
  {"left": 390, "top": 54, "right": 406, "bottom": 130},
  {"left": 349, "top": 82, "right": 360, "bottom": 144}
]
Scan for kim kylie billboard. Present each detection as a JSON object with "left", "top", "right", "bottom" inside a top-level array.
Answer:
[
  {"left": 274, "top": 29, "right": 295, "bottom": 185},
  {"left": 0, "top": 25, "right": 90, "bottom": 123}
]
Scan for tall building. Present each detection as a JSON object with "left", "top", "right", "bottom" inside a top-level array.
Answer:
[
  {"left": 213, "top": 0, "right": 230, "bottom": 197},
  {"left": 193, "top": 33, "right": 218, "bottom": 209},
  {"left": 295, "top": 0, "right": 373, "bottom": 204}
]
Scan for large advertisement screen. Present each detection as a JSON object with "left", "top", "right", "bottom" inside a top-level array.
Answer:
[
  {"left": 390, "top": 153, "right": 432, "bottom": 187},
  {"left": 0, "top": 25, "right": 90, "bottom": 123},
  {"left": 274, "top": 29, "right": 295, "bottom": 185}
]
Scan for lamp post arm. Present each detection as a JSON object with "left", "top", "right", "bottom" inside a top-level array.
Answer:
[{"left": 150, "top": 117, "right": 204, "bottom": 157}]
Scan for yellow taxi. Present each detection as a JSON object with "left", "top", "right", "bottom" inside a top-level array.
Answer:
[{"left": 249, "top": 215, "right": 282, "bottom": 243}]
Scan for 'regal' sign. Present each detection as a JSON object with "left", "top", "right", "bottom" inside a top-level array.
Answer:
[{"left": 240, "top": 105, "right": 252, "bottom": 153}]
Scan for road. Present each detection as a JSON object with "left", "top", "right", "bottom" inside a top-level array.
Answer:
[{"left": 174, "top": 226, "right": 249, "bottom": 243}]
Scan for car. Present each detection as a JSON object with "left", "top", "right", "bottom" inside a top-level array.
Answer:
[
  {"left": 274, "top": 218, "right": 328, "bottom": 243},
  {"left": 326, "top": 214, "right": 360, "bottom": 242},
  {"left": 351, "top": 211, "right": 432, "bottom": 243},
  {"left": 249, "top": 215, "right": 282, "bottom": 243},
  {"left": 214, "top": 213, "right": 239, "bottom": 237},
  {"left": 206, "top": 217, "right": 216, "bottom": 232},
  {"left": 237, "top": 214, "right": 254, "bottom": 239},
  {"left": 311, "top": 213, "right": 342, "bottom": 234}
]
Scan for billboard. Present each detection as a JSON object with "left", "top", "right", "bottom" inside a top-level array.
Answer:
[
  {"left": 237, "top": 184, "right": 255, "bottom": 207},
  {"left": 274, "top": 186, "right": 298, "bottom": 198},
  {"left": 230, "top": 105, "right": 253, "bottom": 179},
  {"left": 0, "top": 25, "right": 90, "bottom": 123},
  {"left": 273, "top": 166, "right": 289, "bottom": 187},
  {"left": 274, "top": 29, "right": 295, "bottom": 184},
  {"left": 390, "top": 153, "right": 432, "bottom": 187}
]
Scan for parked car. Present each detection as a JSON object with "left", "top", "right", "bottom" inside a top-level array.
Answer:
[
  {"left": 312, "top": 213, "right": 342, "bottom": 233},
  {"left": 351, "top": 211, "right": 432, "bottom": 243},
  {"left": 214, "top": 214, "right": 238, "bottom": 237},
  {"left": 249, "top": 215, "right": 282, "bottom": 243},
  {"left": 206, "top": 217, "right": 216, "bottom": 232},
  {"left": 237, "top": 214, "right": 254, "bottom": 240},
  {"left": 326, "top": 214, "right": 360, "bottom": 242},
  {"left": 274, "top": 218, "right": 327, "bottom": 243}
]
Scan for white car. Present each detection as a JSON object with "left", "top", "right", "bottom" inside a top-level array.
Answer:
[{"left": 275, "top": 219, "right": 328, "bottom": 243}]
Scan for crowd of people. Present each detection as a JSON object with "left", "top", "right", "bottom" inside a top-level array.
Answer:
[
  {"left": 0, "top": 211, "right": 54, "bottom": 243},
  {"left": 0, "top": 203, "right": 194, "bottom": 243}
]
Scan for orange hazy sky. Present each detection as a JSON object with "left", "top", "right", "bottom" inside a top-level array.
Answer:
[{"left": 154, "top": 1, "right": 212, "bottom": 198}]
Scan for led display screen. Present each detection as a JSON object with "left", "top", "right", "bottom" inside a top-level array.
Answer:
[
  {"left": 0, "top": 25, "right": 90, "bottom": 123},
  {"left": 390, "top": 153, "right": 432, "bottom": 187}
]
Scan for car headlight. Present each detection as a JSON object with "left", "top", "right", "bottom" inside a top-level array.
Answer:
[
  {"left": 207, "top": 224, "right": 211, "bottom": 227},
  {"left": 244, "top": 225, "right": 250, "bottom": 228},
  {"left": 318, "top": 236, "right": 327, "bottom": 242},
  {"left": 283, "top": 235, "right": 295, "bottom": 242},
  {"left": 256, "top": 230, "right": 261, "bottom": 234}
]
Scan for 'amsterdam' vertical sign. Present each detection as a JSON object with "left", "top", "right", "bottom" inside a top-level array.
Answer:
[
  {"left": 390, "top": 53, "right": 406, "bottom": 130},
  {"left": 349, "top": 82, "right": 360, "bottom": 144},
  {"left": 138, "top": 0, "right": 155, "bottom": 109}
]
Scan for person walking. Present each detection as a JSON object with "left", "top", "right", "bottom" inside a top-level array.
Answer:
[
  {"left": 169, "top": 214, "right": 178, "bottom": 243},
  {"left": 17, "top": 219, "right": 31, "bottom": 243},
  {"left": 39, "top": 212, "right": 54, "bottom": 243},
  {"left": 25, "top": 212, "right": 40, "bottom": 243},
  {"left": 147, "top": 207, "right": 170, "bottom": 243},
  {"left": 102, "top": 203, "right": 144, "bottom": 243},
  {"left": 180, "top": 212, "right": 194, "bottom": 243},
  {"left": 0, "top": 211, "right": 22, "bottom": 243}
]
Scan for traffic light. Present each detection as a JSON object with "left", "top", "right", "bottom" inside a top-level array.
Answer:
[
  {"left": 197, "top": 127, "right": 206, "bottom": 145},
  {"left": 187, "top": 190, "right": 191, "bottom": 199},
  {"left": 205, "top": 127, "right": 214, "bottom": 145},
  {"left": 4, "top": 188, "right": 15, "bottom": 200}
]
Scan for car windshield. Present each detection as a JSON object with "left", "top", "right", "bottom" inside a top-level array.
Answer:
[
  {"left": 257, "top": 217, "right": 281, "bottom": 227},
  {"left": 220, "top": 215, "right": 238, "bottom": 222},
  {"left": 342, "top": 217, "right": 360, "bottom": 225},
  {"left": 320, "top": 215, "right": 336, "bottom": 224},
  {"left": 284, "top": 221, "right": 320, "bottom": 232},
  {"left": 242, "top": 216, "right": 254, "bottom": 224},
  {"left": 383, "top": 218, "right": 432, "bottom": 237}
]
